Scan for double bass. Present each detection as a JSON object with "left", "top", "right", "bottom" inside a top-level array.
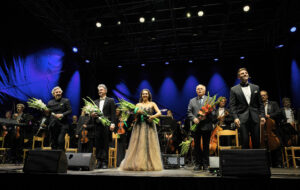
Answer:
[{"left": 260, "top": 118, "right": 280, "bottom": 151}]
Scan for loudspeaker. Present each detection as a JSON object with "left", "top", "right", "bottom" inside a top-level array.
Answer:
[
  {"left": 162, "top": 154, "right": 184, "bottom": 169},
  {"left": 219, "top": 149, "right": 270, "bottom": 177},
  {"left": 65, "top": 153, "right": 96, "bottom": 171},
  {"left": 23, "top": 150, "right": 67, "bottom": 173}
]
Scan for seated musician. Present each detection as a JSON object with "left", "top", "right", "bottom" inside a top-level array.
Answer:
[
  {"left": 164, "top": 110, "right": 183, "bottom": 154},
  {"left": 216, "top": 97, "right": 234, "bottom": 146},
  {"left": 260, "top": 90, "right": 282, "bottom": 167},
  {"left": 279, "top": 97, "right": 299, "bottom": 146}
]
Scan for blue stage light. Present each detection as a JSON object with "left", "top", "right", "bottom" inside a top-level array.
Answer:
[
  {"left": 141, "top": 63, "right": 145, "bottom": 67},
  {"left": 214, "top": 58, "right": 219, "bottom": 62},
  {"left": 118, "top": 65, "right": 122, "bottom": 68},
  {"left": 240, "top": 56, "right": 245, "bottom": 60},
  {"left": 188, "top": 60, "right": 193, "bottom": 63},
  {"left": 85, "top": 59, "right": 90, "bottom": 63},
  {"left": 165, "top": 61, "right": 169, "bottom": 65},
  {"left": 275, "top": 44, "right": 284, "bottom": 48},
  {"left": 72, "top": 47, "right": 78, "bottom": 53},
  {"left": 290, "top": 26, "right": 297, "bottom": 33}
]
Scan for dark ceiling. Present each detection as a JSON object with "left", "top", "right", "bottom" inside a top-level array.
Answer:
[{"left": 12, "top": 0, "right": 300, "bottom": 67}]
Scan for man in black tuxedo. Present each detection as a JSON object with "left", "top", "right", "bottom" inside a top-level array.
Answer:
[
  {"left": 229, "top": 68, "right": 265, "bottom": 149},
  {"left": 260, "top": 90, "right": 282, "bottom": 167},
  {"left": 47, "top": 86, "right": 72, "bottom": 150},
  {"left": 91, "top": 84, "right": 116, "bottom": 169},
  {"left": 187, "top": 84, "right": 216, "bottom": 171}
]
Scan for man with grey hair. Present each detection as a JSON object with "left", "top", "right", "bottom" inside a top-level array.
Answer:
[
  {"left": 47, "top": 86, "right": 72, "bottom": 150},
  {"left": 91, "top": 83, "right": 116, "bottom": 169},
  {"left": 187, "top": 84, "right": 216, "bottom": 171}
]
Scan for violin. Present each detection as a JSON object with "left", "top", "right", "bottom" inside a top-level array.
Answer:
[
  {"left": 80, "top": 119, "right": 90, "bottom": 144},
  {"left": 117, "top": 121, "right": 126, "bottom": 135},
  {"left": 165, "top": 133, "right": 175, "bottom": 153},
  {"left": 80, "top": 128, "right": 88, "bottom": 144}
]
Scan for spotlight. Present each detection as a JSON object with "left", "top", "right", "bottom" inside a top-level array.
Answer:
[
  {"left": 275, "top": 44, "right": 284, "bottom": 48},
  {"left": 240, "top": 56, "right": 245, "bottom": 60},
  {"left": 290, "top": 26, "right": 297, "bottom": 33},
  {"left": 243, "top": 5, "right": 250, "bottom": 12},
  {"left": 189, "top": 60, "right": 193, "bottom": 63},
  {"left": 85, "top": 59, "right": 90, "bottom": 63},
  {"left": 165, "top": 61, "right": 169, "bottom": 65},
  {"left": 139, "top": 17, "right": 145, "bottom": 23},
  {"left": 198, "top": 10, "right": 204, "bottom": 17},
  {"left": 96, "top": 22, "right": 102, "bottom": 28},
  {"left": 72, "top": 47, "right": 78, "bottom": 53},
  {"left": 214, "top": 58, "right": 219, "bottom": 62},
  {"left": 118, "top": 65, "right": 122, "bottom": 68},
  {"left": 151, "top": 17, "right": 155, "bottom": 22},
  {"left": 186, "top": 12, "right": 191, "bottom": 18},
  {"left": 117, "top": 21, "right": 121, "bottom": 25},
  {"left": 141, "top": 63, "right": 145, "bottom": 67}
]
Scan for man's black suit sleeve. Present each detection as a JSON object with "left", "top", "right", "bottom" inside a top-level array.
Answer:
[{"left": 62, "top": 99, "right": 72, "bottom": 117}]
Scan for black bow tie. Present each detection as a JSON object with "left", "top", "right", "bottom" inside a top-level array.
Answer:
[{"left": 240, "top": 82, "right": 249, "bottom": 87}]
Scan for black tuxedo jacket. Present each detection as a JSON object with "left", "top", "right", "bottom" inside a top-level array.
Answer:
[
  {"left": 94, "top": 97, "right": 116, "bottom": 125},
  {"left": 229, "top": 83, "right": 265, "bottom": 124}
]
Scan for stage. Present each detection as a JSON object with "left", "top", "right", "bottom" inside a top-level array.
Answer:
[{"left": 1, "top": 164, "right": 300, "bottom": 190}]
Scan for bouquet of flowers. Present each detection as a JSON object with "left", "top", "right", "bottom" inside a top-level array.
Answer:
[
  {"left": 190, "top": 92, "right": 224, "bottom": 132},
  {"left": 82, "top": 97, "right": 111, "bottom": 127},
  {"left": 179, "top": 137, "right": 193, "bottom": 156},
  {"left": 27, "top": 98, "right": 48, "bottom": 111},
  {"left": 117, "top": 98, "right": 160, "bottom": 125}
]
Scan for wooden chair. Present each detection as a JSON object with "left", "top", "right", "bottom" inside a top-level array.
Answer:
[
  {"left": 0, "top": 136, "right": 9, "bottom": 163},
  {"left": 284, "top": 146, "right": 300, "bottom": 168},
  {"left": 108, "top": 133, "right": 118, "bottom": 168},
  {"left": 23, "top": 136, "right": 52, "bottom": 163},
  {"left": 217, "top": 129, "right": 241, "bottom": 155},
  {"left": 65, "top": 134, "right": 78, "bottom": 153}
]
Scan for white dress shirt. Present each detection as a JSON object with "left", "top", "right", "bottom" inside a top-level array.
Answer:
[
  {"left": 284, "top": 108, "right": 295, "bottom": 124},
  {"left": 241, "top": 86, "right": 251, "bottom": 105},
  {"left": 264, "top": 101, "right": 269, "bottom": 115},
  {"left": 99, "top": 97, "right": 106, "bottom": 113},
  {"left": 218, "top": 107, "right": 225, "bottom": 117}
]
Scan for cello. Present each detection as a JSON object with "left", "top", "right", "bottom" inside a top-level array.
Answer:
[{"left": 209, "top": 110, "right": 229, "bottom": 155}]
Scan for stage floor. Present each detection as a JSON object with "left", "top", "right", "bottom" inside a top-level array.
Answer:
[{"left": 1, "top": 164, "right": 300, "bottom": 179}]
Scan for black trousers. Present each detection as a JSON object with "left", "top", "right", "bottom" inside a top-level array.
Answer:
[
  {"left": 95, "top": 125, "right": 109, "bottom": 163},
  {"left": 239, "top": 118, "right": 260, "bottom": 149},
  {"left": 78, "top": 138, "right": 94, "bottom": 153},
  {"left": 50, "top": 123, "right": 68, "bottom": 150},
  {"left": 194, "top": 130, "right": 211, "bottom": 166}
]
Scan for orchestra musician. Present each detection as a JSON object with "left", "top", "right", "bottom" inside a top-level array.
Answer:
[{"left": 260, "top": 90, "right": 282, "bottom": 167}]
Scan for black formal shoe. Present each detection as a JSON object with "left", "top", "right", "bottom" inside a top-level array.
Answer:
[{"left": 194, "top": 165, "right": 202, "bottom": 171}]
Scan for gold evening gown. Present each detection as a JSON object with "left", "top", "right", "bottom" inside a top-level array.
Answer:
[{"left": 119, "top": 107, "right": 163, "bottom": 171}]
